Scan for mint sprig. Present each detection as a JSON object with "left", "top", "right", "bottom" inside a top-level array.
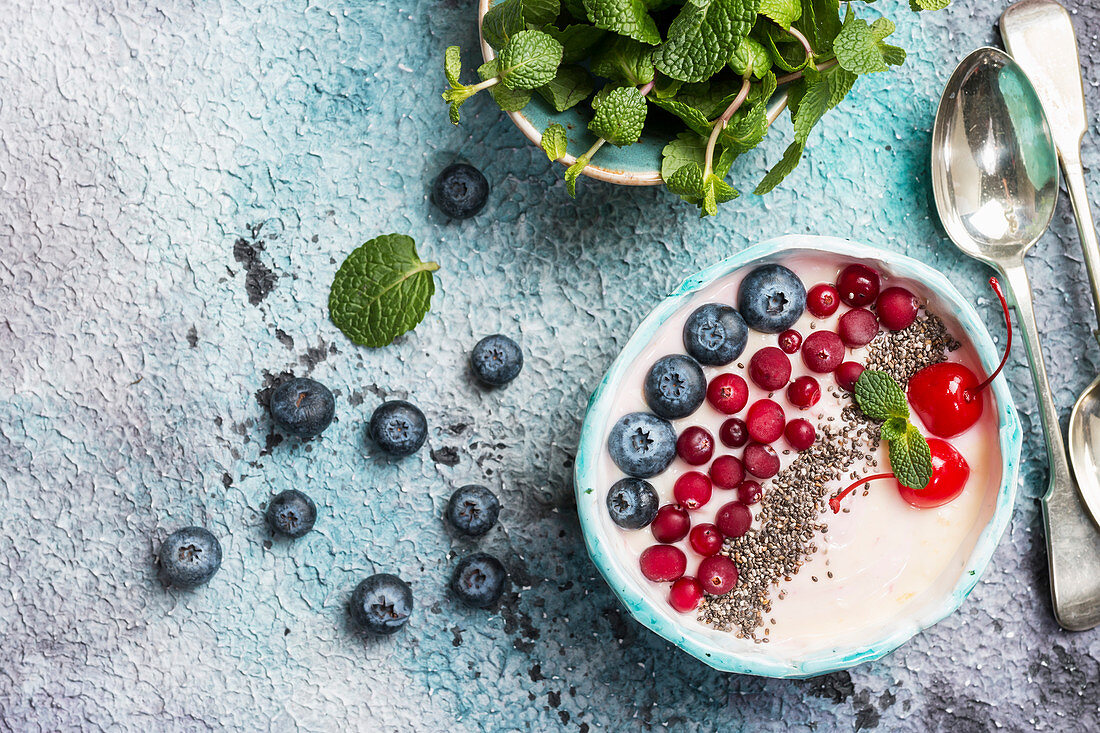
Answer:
[{"left": 853, "top": 370, "right": 933, "bottom": 490}]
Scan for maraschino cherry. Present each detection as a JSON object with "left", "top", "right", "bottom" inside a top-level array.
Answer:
[
  {"left": 829, "top": 438, "right": 971, "bottom": 512},
  {"left": 906, "top": 278, "right": 1011, "bottom": 439}
]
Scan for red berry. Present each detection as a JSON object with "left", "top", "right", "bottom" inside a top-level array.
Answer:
[
  {"left": 778, "top": 329, "right": 802, "bottom": 354},
  {"left": 697, "top": 555, "right": 739, "bottom": 595},
  {"left": 673, "top": 472, "right": 713, "bottom": 510},
  {"left": 639, "top": 545, "right": 686, "bottom": 582},
  {"left": 668, "top": 576, "right": 704, "bottom": 612},
  {"left": 786, "top": 376, "right": 821, "bottom": 409},
  {"left": 651, "top": 504, "right": 691, "bottom": 543},
  {"left": 877, "top": 286, "right": 920, "bottom": 330},
  {"left": 718, "top": 418, "right": 748, "bottom": 448},
  {"left": 743, "top": 442, "right": 780, "bottom": 478},
  {"left": 746, "top": 399, "right": 785, "bottom": 443},
  {"left": 835, "top": 361, "right": 865, "bottom": 392},
  {"left": 807, "top": 283, "right": 840, "bottom": 318},
  {"left": 801, "top": 331, "right": 845, "bottom": 373},
  {"left": 907, "top": 362, "right": 984, "bottom": 439},
  {"left": 736, "top": 480, "right": 762, "bottom": 505},
  {"left": 837, "top": 264, "right": 880, "bottom": 307},
  {"left": 707, "top": 373, "right": 749, "bottom": 414},
  {"left": 715, "top": 501, "right": 752, "bottom": 538},
  {"left": 676, "top": 426, "right": 714, "bottom": 465},
  {"left": 896, "top": 438, "right": 971, "bottom": 508},
  {"left": 785, "top": 418, "right": 816, "bottom": 451},
  {"left": 689, "top": 523, "right": 724, "bottom": 556},
  {"left": 748, "top": 347, "right": 792, "bottom": 391},
  {"left": 838, "top": 308, "right": 879, "bottom": 348},
  {"left": 709, "top": 455, "right": 744, "bottom": 489}
]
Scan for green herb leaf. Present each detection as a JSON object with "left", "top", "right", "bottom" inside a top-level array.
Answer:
[
  {"left": 591, "top": 36, "right": 656, "bottom": 86},
  {"left": 795, "top": 0, "right": 842, "bottom": 58},
  {"left": 671, "top": 78, "right": 743, "bottom": 118},
  {"left": 582, "top": 0, "right": 662, "bottom": 46},
  {"left": 729, "top": 37, "right": 772, "bottom": 79},
  {"left": 666, "top": 161, "right": 705, "bottom": 197},
  {"left": 834, "top": 7, "right": 900, "bottom": 75},
  {"left": 649, "top": 97, "right": 712, "bottom": 137},
  {"left": 537, "top": 64, "right": 594, "bottom": 111},
  {"left": 661, "top": 132, "right": 708, "bottom": 181},
  {"left": 718, "top": 103, "right": 769, "bottom": 154},
  {"left": 653, "top": 72, "right": 685, "bottom": 98},
  {"left": 541, "top": 123, "right": 570, "bottom": 161},
  {"left": 880, "top": 416, "right": 908, "bottom": 443},
  {"left": 445, "top": 46, "right": 463, "bottom": 87},
  {"left": 910, "top": 0, "right": 950, "bottom": 10},
  {"left": 854, "top": 370, "right": 910, "bottom": 422},
  {"left": 759, "top": 24, "right": 810, "bottom": 72},
  {"left": 329, "top": 234, "right": 440, "bottom": 348},
  {"left": 754, "top": 140, "right": 803, "bottom": 194},
  {"left": 656, "top": 0, "right": 758, "bottom": 83},
  {"left": 588, "top": 85, "right": 648, "bottom": 146},
  {"left": 498, "top": 30, "right": 564, "bottom": 90},
  {"left": 482, "top": 0, "right": 562, "bottom": 50},
  {"left": 746, "top": 70, "right": 778, "bottom": 106},
  {"left": 759, "top": 0, "right": 801, "bottom": 29},
  {"left": 889, "top": 423, "right": 933, "bottom": 490},
  {"left": 549, "top": 24, "right": 608, "bottom": 63},
  {"left": 479, "top": 60, "right": 533, "bottom": 111},
  {"left": 565, "top": 155, "right": 590, "bottom": 197}
]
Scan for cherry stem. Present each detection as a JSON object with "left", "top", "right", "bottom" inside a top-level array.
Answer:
[
  {"left": 828, "top": 473, "right": 895, "bottom": 514},
  {"left": 966, "top": 277, "right": 1012, "bottom": 400}
]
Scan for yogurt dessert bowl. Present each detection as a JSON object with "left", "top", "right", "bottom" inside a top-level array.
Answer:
[{"left": 575, "top": 236, "right": 1022, "bottom": 678}]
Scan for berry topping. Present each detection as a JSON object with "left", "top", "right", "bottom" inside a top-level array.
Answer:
[
  {"left": 451, "top": 553, "right": 508, "bottom": 608},
  {"left": 738, "top": 264, "right": 807, "bottom": 334},
  {"left": 676, "top": 426, "right": 715, "bottom": 465},
  {"left": 269, "top": 377, "right": 336, "bottom": 438},
  {"left": 829, "top": 438, "right": 971, "bottom": 512},
  {"left": 432, "top": 163, "right": 489, "bottom": 219},
  {"left": 606, "top": 478, "right": 660, "bottom": 529},
  {"left": 709, "top": 455, "right": 745, "bottom": 489},
  {"left": 743, "top": 442, "right": 780, "bottom": 478},
  {"left": 784, "top": 419, "right": 816, "bottom": 451},
  {"left": 683, "top": 304, "right": 748, "bottom": 366},
  {"left": 715, "top": 502, "right": 752, "bottom": 538},
  {"left": 668, "top": 577, "right": 705, "bottom": 613},
  {"left": 838, "top": 308, "right": 880, "bottom": 348},
  {"left": 786, "top": 376, "right": 821, "bottom": 409},
  {"left": 746, "top": 399, "right": 786, "bottom": 443},
  {"left": 446, "top": 484, "right": 501, "bottom": 536},
  {"left": 707, "top": 373, "right": 749, "bottom": 414},
  {"left": 689, "top": 523, "right": 725, "bottom": 556},
  {"left": 607, "top": 412, "right": 677, "bottom": 478},
  {"left": 876, "top": 286, "right": 920, "bottom": 330},
  {"left": 778, "top": 329, "right": 803, "bottom": 354},
  {"left": 644, "top": 355, "right": 707, "bottom": 420},
  {"left": 639, "top": 545, "right": 687, "bottom": 582},
  {"left": 697, "top": 555, "right": 739, "bottom": 595},
  {"left": 369, "top": 400, "right": 428, "bottom": 456},
  {"left": 718, "top": 417, "right": 748, "bottom": 448},
  {"left": 157, "top": 527, "right": 222, "bottom": 589},
  {"left": 651, "top": 504, "right": 691, "bottom": 543},
  {"left": 349, "top": 573, "right": 414, "bottom": 634},
  {"left": 836, "top": 264, "right": 880, "bottom": 307},
  {"left": 736, "top": 480, "right": 762, "bottom": 505},
  {"left": 266, "top": 490, "right": 318, "bottom": 539},
  {"left": 835, "top": 361, "right": 865, "bottom": 392},
  {"left": 673, "top": 472, "right": 713, "bottom": 510},
  {"left": 806, "top": 283, "right": 841, "bottom": 318},
  {"left": 801, "top": 331, "right": 845, "bottom": 373},
  {"left": 748, "top": 347, "right": 792, "bottom": 391},
  {"left": 470, "top": 334, "right": 523, "bottom": 386}
]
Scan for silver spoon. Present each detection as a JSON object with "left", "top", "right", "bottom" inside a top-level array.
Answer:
[{"left": 932, "top": 47, "right": 1100, "bottom": 631}]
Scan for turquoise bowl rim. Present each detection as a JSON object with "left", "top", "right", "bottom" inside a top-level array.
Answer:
[{"left": 573, "top": 235, "right": 1023, "bottom": 678}]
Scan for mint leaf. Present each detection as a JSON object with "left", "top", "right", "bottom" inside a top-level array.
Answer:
[
  {"left": 482, "top": 0, "right": 562, "bottom": 49},
  {"left": 910, "top": 0, "right": 950, "bottom": 10},
  {"left": 537, "top": 64, "right": 594, "bottom": 111},
  {"left": 760, "top": 25, "right": 811, "bottom": 72},
  {"left": 747, "top": 70, "right": 778, "bottom": 106},
  {"left": 729, "top": 37, "right": 772, "bottom": 79},
  {"left": 656, "top": 0, "right": 758, "bottom": 83},
  {"left": 445, "top": 46, "right": 462, "bottom": 87},
  {"left": 796, "top": 0, "right": 842, "bottom": 58},
  {"left": 718, "top": 103, "right": 769, "bottom": 153},
  {"left": 329, "top": 234, "right": 439, "bottom": 348},
  {"left": 754, "top": 140, "right": 803, "bottom": 194},
  {"left": 661, "top": 132, "right": 707, "bottom": 181},
  {"left": 591, "top": 36, "right": 656, "bottom": 86},
  {"left": 889, "top": 423, "right": 933, "bottom": 490},
  {"left": 582, "top": 0, "right": 662, "bottom": 46},
  {"left": 541, "top": 123, "right": 569, "bottom": 161},
  {"left": 834, "top": 7, "right": 900, "bottom": 75},
  {"left": 666, "top": 162, "right": 705, "bottom": 197},
  {"left": 854, "top": 370, "right": 910, "bottom": 422},
  {"left": 479, "top": 60, "right": 533, "bottom": 111},
  {"left": 588, "top": 85, "right": 647, "bottom": 146},
  {"left": 759, "top": 0, "right": 801, "bottom": 29},
  {"left": 703, "top": 173, "right": 739, "bottom": 213},
  {"left": 549, "top": 24, "right": 608, "bottom": 63},
  {"left": 653, "top": 72, "right": 685, "bottom": 98},
  {"left": 671, "top": 78, "right": 742, "bottom": 118},
  {"left": 565, "top": 155, "right": 590, "bottom": 197},
  {"left": 880, "top": 416, "right": 908, "bottom": 443},
  {"left": 498, "top": 30, "right": 564, "bottom": 90},
  {"left": 649, "top": 97, "right": 711, "bottom": 136}
]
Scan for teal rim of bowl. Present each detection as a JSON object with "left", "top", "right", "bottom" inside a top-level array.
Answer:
[{"left": 573, "top": 235, "right": 1023, "bottom": 678}]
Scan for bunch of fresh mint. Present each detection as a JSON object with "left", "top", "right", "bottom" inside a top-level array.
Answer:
[
  {"left": 443, "top": 0, "right": 948, "bottom": 216},
  {"left": 854, "top": 369, "right": 932, "bottom": 489}
]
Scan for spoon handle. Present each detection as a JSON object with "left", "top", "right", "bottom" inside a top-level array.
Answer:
[{"left": 1061, "top": 161, "right": 1100, "bottom": 338}]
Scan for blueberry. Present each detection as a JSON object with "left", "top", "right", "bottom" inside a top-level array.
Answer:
[
  {"left": 432, "top": 163, "right": 489, "bottom": 219},
  {"left": 737, "top": 264, "right": 807, "bottom": 334},
  {"left": 265, "top": 490, "right": 317, "bottom": 538},
  {"left": 606, "top": 478, "right": 659, "bottom": 530},
  {"left": 446, "top": 485, "right": 500, "bottom": 537},
  {"left": 157, "top": 527, "right": 222, "bottom": 589},
  {"left": 369, "top": 400, "right": 427, "bottom": 456},
  {"left": 269, "top": 377, "right": 335, "bottom": 438},
  {"left": 682, "top": 303, "right": 748, "bottom": 366},
  {"left": 451, "top": 552, "right": 508, "bottom": 608},
  {"left": 349, "top": 573, "right": 413, "bottom": 635},
  {"left": 644, "top": 354, "right": 706, "bottom": 419},
  {"left": 607, "top": 412, "right": 676, "bottom": 478},
  {"left": 470, "top": 334, "right": 523, "bottom": 386}
]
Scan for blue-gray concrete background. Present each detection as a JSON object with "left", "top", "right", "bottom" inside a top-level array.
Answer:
[{"left": 2, "top": 0, "right": 1099, "bottom": 730}]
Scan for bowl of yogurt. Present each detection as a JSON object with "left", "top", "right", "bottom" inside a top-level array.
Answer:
[{"left": 574, "top": 235, "right": 1022, "bottom": 678}]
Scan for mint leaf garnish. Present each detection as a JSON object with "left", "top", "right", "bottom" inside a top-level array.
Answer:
[
  {"left": 445, "top": 46, "right": 462, "bottom": 87},
  {"left": 759, "top": 0, "right": 801, "bottom": 29},
  {"left": 718, "top": 103, "right": 769, "bottom": 153},
  {"left": 728, "top": 37, "right": 772, "bottom": 79},
  {"left": 479, "top": 60, "right": 533, "bottom": 112},
  {"left": 329, "top": 234, "right": 439, "bottom": 348},
  {"left": 910, "top": 0, "right": 950, "bottom": 11},
  {"left": 498, "top": 30, "right": 564, "bottom": 89},
  {"left": 889, "top": 423, "right": 933, "bottom": 490},
  {"left": 852, "top": 370, "right": 932, "bottom": 490},
  {"left": 591, "top": 36, "right": 656, "bottom": 86},
  {"left": 583, "top": 0, "right": 662, "bottom": 46},
  {"left": 854, "top": 370, "right": 910, "bottom": 422},
  {"left": 834, "top": 8, "right": 904, "bottom": 75},
  {"left": 588, "top": 86, "right": 647, "bottom": 146},
  {"left": 656, "top": 0, "right": 757, "bottom": 83},
  {"left": 541, "top": 123, "right": 569, "bottom": 161},
  {"left": 649, "top": 97, "right": 711, "bottom": 136},
  {"left": 880, "top": 416, "right": 908, "bottom": 443},
  {"left": 549, "top": 24, "right": 607, "bottom": 63},
  {"left": 796, "top": 0, "right": 843, "bottom": 58},
  {"left": 537, "top": 64, "right": 594, "bottom": 111}
]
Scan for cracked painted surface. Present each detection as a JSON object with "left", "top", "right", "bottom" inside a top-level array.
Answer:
[{"left": 2, "top": 0, "right": 1100, "bottom": 730}]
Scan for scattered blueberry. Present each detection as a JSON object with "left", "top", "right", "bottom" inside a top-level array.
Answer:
[
  {"left": 682, "top": 303, "right": 748, "bottom": 366},
  {"left": 737, "top": 264, "right": 807, "bottom": 334},
  {"left": 470, "top": 334, "right": 523, "bottom": 386},
  {"left": 266, "top": 490, "right": 317, "bottom": 538},
  {"left": 269, "top": 377, "right": 335, "bottom": 438},
  {"left": 446, "top": 485, "right": 500, "bottom": 537},
  {"left": 349, "top": 573, "right": 414, "bottom": 635},
  {"left": 644, "top": 354, "right": 706, "bottom": 419},
  {"left": 369, "top": 400, "right": 427, "bottom": 456},
  {"left": 607, "top": 412, "right": 677, "bottom": 478},
  {"left": 157, "top": 527, "right": 222, "bottom": 589},
  {"left": 606, "top": 478, "right": 659, "bottom": 530},
  {"left": 432, "top": 163, "right": 489, "bottom": 219},
  {"left": 451, "top": 552, "right": 508, "bottom": 608}
]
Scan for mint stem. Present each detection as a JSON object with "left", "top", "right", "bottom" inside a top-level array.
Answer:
[
  {"left": 788, "top": 26, "right": 814, "bottom": 64},
  {"left": 775, "top": 58, "right": 837, "bottom": 86},
  {"left": 703, "top": 76, "right": 751, "bottom": 178}
]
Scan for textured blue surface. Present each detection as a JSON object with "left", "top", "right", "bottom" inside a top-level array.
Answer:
[{"left": 3, "top": 0, "right": 1100, "bottom": 730}]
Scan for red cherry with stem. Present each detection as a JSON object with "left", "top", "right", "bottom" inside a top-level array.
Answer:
[
  {"left": 676, "top": 426, "right": 714, "bottom": 465},
  {"left": 689, "top": 523, "right": 724, "bottom": 556},
  {"left": 828, "top": 438, "right": 971, "bottom": 512},
  {"left": 640, "top": 545, "right": 686, "bottom": 582},
  {"left": 906, "top": 278, "right": 1011, "bottom": 439},
  {"left": 674, "top": 471, "right": 713, "bottom": 510},
  {"left": 668, "top": 576, "right": 704, "bottom": 612}
]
